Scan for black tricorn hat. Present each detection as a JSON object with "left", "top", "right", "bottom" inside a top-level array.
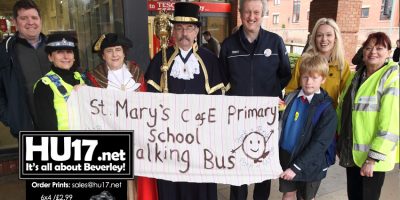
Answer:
[
  {"left": 92, "top": 33, "right": 133, "bottom": 52},
  {"left": 170, "top": 2, "right": 201, "bottom": 27},
  {"left": 45, "top": 33, "right": 77, "bottom": 54}
]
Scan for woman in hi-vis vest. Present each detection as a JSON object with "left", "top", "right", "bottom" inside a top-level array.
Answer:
[
  {"left": 85, "top": 33, "right": 157, "bottom": 200},
  {"left": 33, "top": 33, "right": 84, "bottom": 131},
  {"left": 337, "top": 32, "right": 399, "bottom": 200}
]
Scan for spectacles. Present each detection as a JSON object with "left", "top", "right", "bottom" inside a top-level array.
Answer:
[
  {"left": 173, "top": 25, "right": 197, "bottom": 33},
  {"left": 364, "top": 46, "right": 388, "bottom": 53}
]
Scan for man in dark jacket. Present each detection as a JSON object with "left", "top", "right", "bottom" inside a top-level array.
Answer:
[
  {"left": 351, "top": 47, "right": 364, "bottom": 71},
  {"left": 202, "top": 31, "right": 220, "bottom": 56},
  {"left": 393, "top": 39, "right": 400, "bottom": 63},
  {"left": 219, "top": 0, "right": 291, "bottom": 199},
  {"left": 0, "top": 0, "right": 50, "bottom": 137}
]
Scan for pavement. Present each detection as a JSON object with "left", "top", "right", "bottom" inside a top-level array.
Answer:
[
  {"left": 0, "top": 163, "right": 398, "bottom": 200},
  {"left": 217, "top": 163, "right": 399, "bottom": 200}
]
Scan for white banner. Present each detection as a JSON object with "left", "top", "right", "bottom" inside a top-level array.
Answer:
[{"left": 68, "top": 86, "right": 282, "bottom": 186}]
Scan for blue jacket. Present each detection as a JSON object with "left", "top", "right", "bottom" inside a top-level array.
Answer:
[
  {"left": 219, "top": 26, "right": 291, "bottom": 97},
  {"left": 0, "top": 33, "right": 48, "bottom": 137},
  {"left": 280, "top": 88, "right": 337, "bottom": 181}
]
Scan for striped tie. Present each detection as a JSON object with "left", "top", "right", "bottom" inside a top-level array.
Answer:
[{"left": 301, "top": 96, "right": 308, "bottom": 104}]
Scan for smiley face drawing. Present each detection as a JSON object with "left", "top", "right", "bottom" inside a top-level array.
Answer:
[{"left": 231, "top": 130, "right": 273, "bottom": 163}]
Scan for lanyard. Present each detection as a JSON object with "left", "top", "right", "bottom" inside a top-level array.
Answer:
[{"left": 178, "top": 49, "right": 193, "bottom": 64}]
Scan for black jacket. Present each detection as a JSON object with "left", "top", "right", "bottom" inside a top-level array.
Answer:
[
  {"left": 219, "top": 26, "right": 291, "bottom": 97},
  {"left": 203, "top": 36, "right": 220, "bottom": 56},
  {"left": 280, "top": 89, "right": 338, "bottom": 181},
  {"left": 393, "top": 47, "right": 400, "bottom": 62},
  {"left": 0, "top": 33, "right": 47, "bottom": 137}
]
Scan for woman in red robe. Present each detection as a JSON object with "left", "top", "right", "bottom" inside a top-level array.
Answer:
[{"left": 86, "top": 33, "right": 157, "bottom": 200}]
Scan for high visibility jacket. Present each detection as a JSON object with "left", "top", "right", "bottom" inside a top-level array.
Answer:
[
  {"left": 36, "top": 70, "right": 84, "bottom": 130},
  {"left": 337, "top": 60, "right": 399, "bottom": 171}
]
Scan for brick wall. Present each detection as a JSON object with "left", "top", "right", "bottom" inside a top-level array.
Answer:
[
  {"left": 358, "top": 0, "right": 399, "bottom": 46},
  {"left": 308, "top": 0, "right": 339, "bottom": 31},
  {"left": 0, "top": 123, "right": 19, "bottom": 176},
  {"left": 309, "top": 0, "right": 362, "bottom": 63},
  {"left": 0, "top": 159, "right": 18, "bottom": 176},
  {"left": 262, "top": 0, "right": 398, "bottom": 48},
  {"left": 337, "top": 0, "right": 362, "bottom": 62},
  {"left": 264, "top": 0, "right": 311, "bottom": 43}
]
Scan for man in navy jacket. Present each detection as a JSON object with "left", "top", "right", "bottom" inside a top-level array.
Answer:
[
  {"left": 219, "top": 0, "right": 291, "bottom": 199},
  {"left": 0, "top": 0, "right": 50, "bottom": 137}
]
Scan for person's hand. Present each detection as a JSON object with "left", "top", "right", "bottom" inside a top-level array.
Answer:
[
  {"left": 349, "top": 65, "right": 357, "bottom": 72},
  {"left": 280, "top": 168, "right": 296, "bottom": 180},
  {"left": 360, "top": 159, "right": 375, "bottom": 177},
  {"left": 73, "top": 84, "right": 86, "bottom": 91},
  {"left": 278, "top": 99, "right": 286, "bottom": 111}
]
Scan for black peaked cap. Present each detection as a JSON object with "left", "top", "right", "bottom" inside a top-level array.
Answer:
[{"left": 45, "top": 33, "right": 77, "bottom": 54}]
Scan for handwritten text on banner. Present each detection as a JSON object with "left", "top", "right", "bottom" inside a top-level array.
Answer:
[{"left": 67, "top": 86, "right": 282, "bottom": 186}]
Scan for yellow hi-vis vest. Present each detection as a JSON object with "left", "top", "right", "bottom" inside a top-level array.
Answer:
[
  {"left": 37, "top": 70, "right": 84, "bottom": 130},
  {"left": 337, "top": 60, "right": 399, "bottom": 171}
]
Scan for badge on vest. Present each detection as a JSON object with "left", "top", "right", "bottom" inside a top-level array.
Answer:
[{"left": 264, "top": 49, "right": 272, "bottom": 57}]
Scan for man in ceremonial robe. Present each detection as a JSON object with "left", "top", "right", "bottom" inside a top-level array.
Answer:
[{"left": 145, "top": 2, "right": 225, "bottom": 200}]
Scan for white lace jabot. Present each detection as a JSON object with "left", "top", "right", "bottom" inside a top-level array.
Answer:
[
  {"left": 107, "top": 64, "right": 141, "bottom": 91},
  {"left": 170, "top": 48, "right": 200, "bottom": 80}
]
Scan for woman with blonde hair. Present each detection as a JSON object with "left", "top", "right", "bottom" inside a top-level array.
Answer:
[{"left": 286, "top": 18, "right": 350, "bottom": 108}]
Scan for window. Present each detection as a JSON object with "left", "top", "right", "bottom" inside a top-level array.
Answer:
[
  {"left": 274, "top": 0, "right": 280, "bottom": 5},
  {"left": 292, "top": 0, "right": 300, "bottom": 23},
  {"left": 273, "top": 14, "right": 279, "bottom": 24},
  {"left": 380, "top": 0, "right": 392, "bottom": 20},
  {"left": 264, "top": 2, "right": 269, "bottom": 16},
  {"left": 361, "top": 7, "right": 369, "bottom": 18},
  {"left": 200, "top": 16, "right": 229, "bottom": 45}
]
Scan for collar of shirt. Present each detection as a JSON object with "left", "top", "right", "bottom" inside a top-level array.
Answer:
[
  {"left": 297, "top": 89, "right": 320, "bottom": 103},
  {"left": 32, "top": 36, "right": 43, "bottom": 49},
  {"left": 106, "top": 63, "right": 140, "bottom": 91},
  {"left": 179, "top": 47, "right": 192, "bottom": 58},
  {"left": 16, "top": 33, "right": 43, "bottom": 49},
  {"left": 170, "top": 50, "right": 200, "bottom": 80},
  {"left": 239, "top": 29, "right": 258, "bottom": 52},
  {"left": 51, "top": 64, "right": 75, "bottom": 76}
]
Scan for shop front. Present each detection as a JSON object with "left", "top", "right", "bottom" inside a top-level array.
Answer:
[{"left": 38, "top": 0, "right": 126, "bottom": 71}]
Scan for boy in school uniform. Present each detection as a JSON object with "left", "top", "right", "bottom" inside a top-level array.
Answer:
[{"left": 279, "top": 53, "right": 338, "bottom": 200}]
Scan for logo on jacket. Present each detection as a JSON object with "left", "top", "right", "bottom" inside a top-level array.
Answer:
[
  {"left": 264, "top": 49, "right": 272, "bottom": 57},
  {"left": 232, "top": 50, "right": 239, "bottom": 54}
]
